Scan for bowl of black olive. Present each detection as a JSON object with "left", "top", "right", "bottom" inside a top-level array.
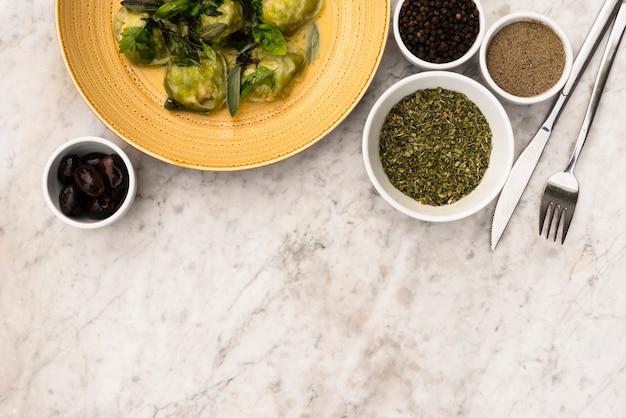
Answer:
[
  {"left": 43, "top": 136, "right": 137, "bottom": 229},
  {"left": 393, "top": 0, "right": 485, "bottom": 72}
]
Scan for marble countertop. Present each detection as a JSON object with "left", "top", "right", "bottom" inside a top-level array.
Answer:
[{"left": 2, "top": 0, "right": 626, "bottom": 416}]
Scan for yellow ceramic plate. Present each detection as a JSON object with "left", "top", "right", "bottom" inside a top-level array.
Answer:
[{"left": 55, "top": 0, "right": 390, "bottom": 171}]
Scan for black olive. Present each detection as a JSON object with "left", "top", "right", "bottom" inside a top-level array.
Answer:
[
  {"left": 97, "top": 154, "right": 129, "bottom": 190},
  {"left": 73, "top": 164, "right": 106, "bottom": 197},
  {"left": 84, "top": 193, "right": 117, "bottom": 219},
  {"left": 58, "top": 183, "right": 84, "bottom": 217},
  {"left": 82, "top": 152, "right": 107, "bottom": 166},
  {"left": 111, "top": 187, "right": 128, "bottom": 208},
  {"left": 57, "top": 154, "right": 83, "bottom": 184}
]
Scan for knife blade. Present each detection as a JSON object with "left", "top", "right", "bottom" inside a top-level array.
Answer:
[{"left": 490, "top": 0, "right": 623, "bottom": 251}]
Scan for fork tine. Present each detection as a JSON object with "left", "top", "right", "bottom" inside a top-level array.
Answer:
[
  {"left": 560, "top": 205, "right": 576, "bottom": 244},
  {"left": 544, "top": 202, "right": 556, "bottom": 239},
  {"left": 539, "top": 199, "right": 550, "bottom": 234},
  {"left": 552, "top": 205, "right": 564, "bottom": 242},
  {"left": 540, "top": 176, "right": 579, "bottom": 243}
]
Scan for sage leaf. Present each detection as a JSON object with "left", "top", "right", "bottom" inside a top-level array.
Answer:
[
  {"left": 198, "top": 23, "right": 228, "bottom": 41},
  {"left": 307, "top": 23, "right": 320, "bottom": 63},
  {"left": 227, "top": 66, "right": 242, "bottom": 117},
  {"left": 121, "top": 0, "right": 164, "bottom": 12}
]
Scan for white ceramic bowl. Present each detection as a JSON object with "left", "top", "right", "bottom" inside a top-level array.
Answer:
[
  {"left": 479, "top": 12, "right": 573, "bottom": 105},
  {"left": 363, "top": 71, "right": 514, "bottom": 222},
  {"left": 393, "top": 0, "right": 485, "bottom": 72},
  {"left": 43, "top": 136, "right": 137, "bottom": 229}
]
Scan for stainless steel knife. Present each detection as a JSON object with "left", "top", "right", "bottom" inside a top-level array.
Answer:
[{"left": 490, "top": 0, "right": 623, "bottom": 251}]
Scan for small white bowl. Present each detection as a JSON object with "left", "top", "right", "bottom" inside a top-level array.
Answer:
[
  {"left": 393, "top": 0, "right": 485, "bottom": 72},
  {"left": 363, "top": 71, "right": 514, "bottom": 222},
  {"left": 479, "top": 12, "right": 573, "bottom": 105},
  {"left": 43, "top": 136, "right": 137, "bottom": 229}
]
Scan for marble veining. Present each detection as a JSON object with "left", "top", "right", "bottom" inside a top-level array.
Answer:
[{"left": 1, "top": 0, "right": 626, "bottom": 417}]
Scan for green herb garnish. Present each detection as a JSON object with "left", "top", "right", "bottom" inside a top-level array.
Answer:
[
  {"left": 379, "top": 88, "right": 493, "bottom": 206},
  {"left": 252, "top": 23, "right": 288, "bottom": 55},
  {"left": 226, "top": 65, "right": 242, "bottom": 116},
  {"left": 115, "top": 0, "right": 321, "bottom": 116},
  {"left": 198, "top": 0, "right": 225, "bottom": 16},
  {"left": 121, "top": 0, "right": 164, "bottom": 12},
  {"left": 241, "top": 66, "right": 275, "bottom": 99},
  {"left": 307, "top": 23, "right": 319, "bottom": 63},
  {"left": 154, "top": 0, "right": 194, "bottom": 19},
  {"left": 250, "top": 0, "right": 263, "bottom": 17},
  {"left": 198, "top": 23, "right": 228, "bottom": 41},
  {"left": 200, "top": 39, "right": 217, "bottom": 60},
  {"left": 119, "top": 26, "right": 152, "bottom": 59}
]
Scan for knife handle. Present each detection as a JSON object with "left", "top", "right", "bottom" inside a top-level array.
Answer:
[
  {"left": 542, "top": 0, "right": 622, "bottom": 131},
  {"left": 565, "top": 3, "right": 626, "bottom": 173},
  {"left": 562, "top": 0, "right": 622, "bottom": 97}
]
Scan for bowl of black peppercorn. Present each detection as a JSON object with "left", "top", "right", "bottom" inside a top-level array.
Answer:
[
  {"left": 43, "top": 136, "right": 137, "bottom": 229},
  {"left": 393, "top": 0, "right": 485, "bottom": 71}
]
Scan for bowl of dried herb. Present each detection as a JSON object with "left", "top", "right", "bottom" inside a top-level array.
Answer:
[
  {"left": 478, "top": 12, "right": 573, "bottom": 105},
  {"left": 362, "top": 71, "right": 514, "bottom": 222},
  {"left": 393, "top": 0, "right": 485, "bottom": 72}
]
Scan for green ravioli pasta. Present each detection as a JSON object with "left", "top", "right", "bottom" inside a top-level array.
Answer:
[
  {"left": 260, "top": 0, "right": 321, "bottom": 36},
  {"left": 164, "top": 55, "right": 228, "bottom": 113}
]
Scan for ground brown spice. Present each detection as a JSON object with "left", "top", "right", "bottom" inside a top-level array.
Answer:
[{"left": 486, "top": 20, "right": 565, "bottom": 97}]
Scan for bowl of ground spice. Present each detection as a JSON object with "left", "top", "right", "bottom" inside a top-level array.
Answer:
[
  {"left": 479, "top": 12, "right": 573, "bottom": 105},
  {"left": 393, "top": 0, "right": 485, "bottom": 71},
  {"left": 362, "top": 71, "right": 514, "bottom": 222}
]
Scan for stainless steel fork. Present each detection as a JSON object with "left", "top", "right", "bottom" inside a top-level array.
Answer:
[{"left": 539, "top": 2, "right": 626, "bottom": 243}]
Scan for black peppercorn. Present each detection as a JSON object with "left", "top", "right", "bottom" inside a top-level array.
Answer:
[{"left": 398, "top": 0, "right": 480, "bottom": 64}]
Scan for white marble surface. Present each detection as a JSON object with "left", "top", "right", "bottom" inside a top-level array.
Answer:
[{"left": 2, "top": 0, "right": 626, "bottom": 416}]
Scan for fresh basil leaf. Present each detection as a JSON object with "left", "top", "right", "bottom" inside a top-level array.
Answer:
[
  {"left": 227, "top": 66, "right": 242, "bottom": 117},
  {"left": 307, "top": 23, "right": 320, "bottom": 63},
  {"left": 252, "top": 24, "right": 287, "bottom": 56},
  {"left": 241, "top": 66, "right": 275, "bottom": 99}
]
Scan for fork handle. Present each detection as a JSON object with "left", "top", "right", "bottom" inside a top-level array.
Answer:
[{"left": 566, "top": 2, "right": 626, "bottom": 173}]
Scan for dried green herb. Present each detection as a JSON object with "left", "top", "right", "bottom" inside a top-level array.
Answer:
[{"left": 379, "top": 88, "right": 492, "bottom": 206}]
